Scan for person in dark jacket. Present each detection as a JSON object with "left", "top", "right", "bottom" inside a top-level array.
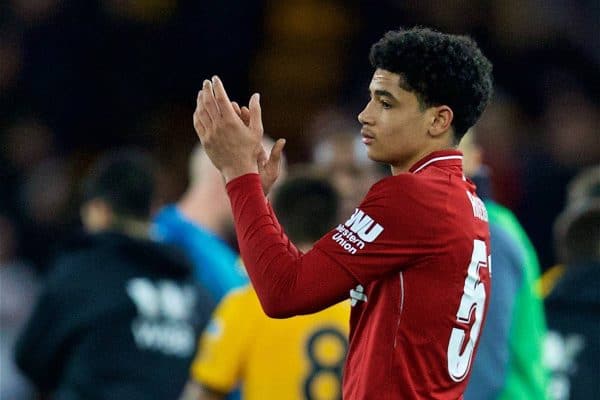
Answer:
[
  {"left": 544, "top": 199, "right": 600, "bottom": 400},
  {"left": 15, "top": 149, "right": 214, "bottom": 400}
]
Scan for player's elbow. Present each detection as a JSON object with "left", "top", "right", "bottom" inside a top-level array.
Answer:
[{"left": 259, "top": 299, "right": 297, "bottom": 319}]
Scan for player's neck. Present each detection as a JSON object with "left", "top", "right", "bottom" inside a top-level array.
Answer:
[
  {"left": 297, "top": 242, "right": 313, "bottom": 253},
  {"left": 177, "top": 190, "right": 227, "bottom": 238},
  {"left": 390, "top": 141, "right": 456, "bottom": 175},
  {"left": 108, "top": 217, "right": 151, "bottom": 240}
]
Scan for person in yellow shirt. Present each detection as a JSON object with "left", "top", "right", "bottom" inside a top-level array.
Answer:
[{"left": 180, "top": 174, "right": 350, "bottom": 400}]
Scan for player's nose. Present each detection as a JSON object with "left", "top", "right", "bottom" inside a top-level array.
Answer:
[{"left": 358, "top": 102, "right": 374, "bottom": 125}]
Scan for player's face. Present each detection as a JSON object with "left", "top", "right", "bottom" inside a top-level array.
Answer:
[{"left": 358, "top": 69, "right": 433, "bottom": 174}]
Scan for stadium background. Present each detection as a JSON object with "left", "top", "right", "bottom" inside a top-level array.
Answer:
[{"left": 1, "top": 0, "right": 598, "bottom": 272}]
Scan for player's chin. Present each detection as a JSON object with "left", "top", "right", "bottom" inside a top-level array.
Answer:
[{"left": 365, "top": 147, "right": 383, "bottom": 162}]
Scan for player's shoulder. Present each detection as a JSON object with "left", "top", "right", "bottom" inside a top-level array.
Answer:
[
  {"left": 364, "top": 170, "right": 454, "bottom": 209},
  {"left": 489, "top": 223, "right": 524, "bottom": 267},
  {"left": 222, "top": 284, "right": 253, "bottom": 300},
  {"left": 152, "top": 204, "right": 180, "bottom": 226},
  {"left": 50, "top": 234, "right": 108, "bottom": 275},
  {"left": 371, "top": 172, "right": 420, "bottom": 189},
  {"left": 151, "top": 204, "right": 184, "bottom": 239},
  {"left": 212, "top": 285, "right": 264, "bottom": 332},
  {"left": 362, "top": 173, "right": 416, "bottom": 203}
]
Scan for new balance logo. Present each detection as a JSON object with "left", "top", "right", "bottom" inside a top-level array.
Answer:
[
  {"left": 345, "top": 209, "right": 384, "bottom": 242},
  {"left": 350, "top": 285, "right": 367, "bottom": 307}
]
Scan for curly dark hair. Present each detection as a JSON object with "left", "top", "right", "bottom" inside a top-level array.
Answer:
[{"left": 369, "top": 27, "right": 493, "bottom": 141}]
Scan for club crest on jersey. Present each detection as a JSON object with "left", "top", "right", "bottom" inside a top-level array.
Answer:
[{"left": 331, "top": 209, "right": 384, "bottom": 254}]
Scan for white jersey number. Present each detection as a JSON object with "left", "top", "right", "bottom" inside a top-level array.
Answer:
[{"left": 447, "top": 239, "right": 489, "bottom": 382}]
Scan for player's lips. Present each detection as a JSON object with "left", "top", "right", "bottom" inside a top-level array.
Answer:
[{"left": 361, "top": 129, "right": 375, "bottom": 145}]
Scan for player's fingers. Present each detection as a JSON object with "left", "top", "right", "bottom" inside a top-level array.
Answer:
[
  {"left": 195, "top": 89, "right": 214, "bottom": 133},
  {"left": 201, "top": 79, "right": 219, "bottom": 123},
  {"left": 268, "top": 138, "right": 286, "bottom": 167},
  {"left": 193, "top": 109, "right": 207, "bottom": 139},
  {"left": 196, "top": 90, "right": 203, "bottom": 107},
  {"left": 249, "top": 93, "right": 263, "bottom": 133},
  {"left": 196, "top": 106, "right": 214, "bottom": 135},
  {"left": 240, "top": 106, "right": 251, "bottom": 126},
  {"left": 257, "top": 145, "right": 268, "bottom": 168},
  {"left": 193, "top": 90, "right": 209, "bottom": 138},
  {"left": 211, "top": 76, "right": 236, "bottom": 119},
  {"left": 231, "top": 101, "right": 242, "bottom": 117}
]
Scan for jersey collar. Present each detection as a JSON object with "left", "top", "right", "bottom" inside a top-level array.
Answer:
[{"left": 408, "top": 150, "right": 464, "bottom": 174}]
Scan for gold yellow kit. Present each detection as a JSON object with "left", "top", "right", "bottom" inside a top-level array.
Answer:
[{"left": 191, "top": 284, "right": 350, "bottom": 400}]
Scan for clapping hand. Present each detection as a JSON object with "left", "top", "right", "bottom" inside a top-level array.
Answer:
[{"left": 193, "top": 76, "right": 285, "bottom": 194}]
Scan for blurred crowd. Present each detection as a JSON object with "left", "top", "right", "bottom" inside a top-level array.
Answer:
[{"left": 0, "top": 1, "right": 598, "bottom": 399}]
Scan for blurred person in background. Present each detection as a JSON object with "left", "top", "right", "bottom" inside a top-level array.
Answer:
[
  {"left": 516, "top": 84, "right": 599, "bottom": 270},
  {"left": 543, "top": 200, "right": 600, "bottom": 400},
  {"left": 541, "top": 165, "right": 600, "bottom": 400},
  {"left": 15, "top": 149, "right": 214, "bottom": 400},
  {"left": 0, "top": 214, "right": 38, "bottom": 399},
  {"left": 1, "top": 117, "right": 76, "bottom": 271},
  {"left": 179, "top": 173, "right": 350, "bottom": 400},
  {"left": 193, "top": 26, "right": 493, "bottom": 399},
  {"left": 563, "top": 165, "right": 600, "bottom": 205},
  {"left": 539, "top": 165, "right": 600, "bottom": 297},
  {"left": 153, "top": 144, "right": 249, "bottom": 303},
  {"left": 310, "top": 110, "right": 385, "bottom": 220},
  {"left": 460, "top": 130, "right": 548, "bottom": 400},
  {"left": 153, "top": 140, "right": 282, "bottom": 400}
]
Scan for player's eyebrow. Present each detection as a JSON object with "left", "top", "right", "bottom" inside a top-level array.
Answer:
[{"left": 371, "top": 89, "right": 398, "bottom": 102}]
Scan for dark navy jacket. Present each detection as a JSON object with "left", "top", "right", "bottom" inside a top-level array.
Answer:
[
  {"left": 15, "top": 232, "right": 214, "bottom": 400},
  {"left": 545, "top": 261, "right": 600, "bottom": 400}
]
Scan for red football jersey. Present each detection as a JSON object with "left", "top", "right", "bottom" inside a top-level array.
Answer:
[
  {"left": 314, "top": 150, "right": 491, "bottom": 399},
  {"left": 226, "top": 150, "right": 491, "bottom": 400}
]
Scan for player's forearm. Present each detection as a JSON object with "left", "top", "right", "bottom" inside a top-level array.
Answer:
[{"left": 227, "top": 174, "right": 355, "bottom": 317}]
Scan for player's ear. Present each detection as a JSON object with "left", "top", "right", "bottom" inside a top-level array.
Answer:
[{"left": 428, "top": 105, "right": 453, "bottom": 138}]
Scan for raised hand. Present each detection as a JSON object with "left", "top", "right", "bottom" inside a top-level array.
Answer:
[
  {"left": 258, "top": 138, "right": 286, "bottom": 195},
  {"left": 193, "top": 76, "right": 262, "bottom": 182},
  {"left": 193, "top": 76, "right": 285, "bottom": 190},
  {"left": 231, "top": 101, "right": 251, "bottom": 126}
]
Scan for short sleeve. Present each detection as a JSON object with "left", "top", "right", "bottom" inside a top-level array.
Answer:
[
  {"left": 314, "top": 175, "right": 445, "bottom": 284},
  {"left": 190, "top": 285, "right": 259, "bottom": 393}
]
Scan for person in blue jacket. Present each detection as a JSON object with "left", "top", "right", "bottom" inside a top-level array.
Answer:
[
  {"left": 153, "top": 144, "right": 248, "bottom": 303},
  {"left": 155, "top": 142, "right": 286, "bottom": 400}
]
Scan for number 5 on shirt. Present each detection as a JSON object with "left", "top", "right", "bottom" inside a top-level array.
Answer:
[{"left": 447, "top": 239, "right": 490, "bottom": 381}]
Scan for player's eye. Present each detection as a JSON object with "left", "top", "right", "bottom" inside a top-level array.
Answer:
[{"left": 380, "top": 99, "right": 392, "bottom": 109}]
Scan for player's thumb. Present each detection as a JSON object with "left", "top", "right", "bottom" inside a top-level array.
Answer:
[
  {"left": 249, "top": 93, "right": 263, "bottom": 133},
  {"left": 268, "top": 138, "right": 286, "bottom": 167}
]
